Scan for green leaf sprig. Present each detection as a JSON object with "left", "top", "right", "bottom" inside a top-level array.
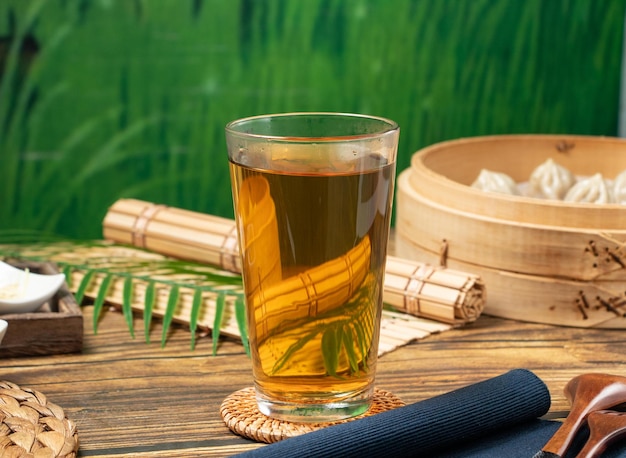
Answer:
[{"left": 0, "top": 240, "right": 246, "bottom": 352}]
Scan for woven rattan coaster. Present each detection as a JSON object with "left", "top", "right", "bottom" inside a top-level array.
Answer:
[
  {"left": 220, "top": 387, "right": 405, "bottom": 444},
  {"left": 0, "top": 380, "right": 79, "bottom": 457}
]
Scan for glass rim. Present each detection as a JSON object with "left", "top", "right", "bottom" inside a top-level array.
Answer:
[{"left": 225, "top": 112, "right": 399, "bottom": 142}]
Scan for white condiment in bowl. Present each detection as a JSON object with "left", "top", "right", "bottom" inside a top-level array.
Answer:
[{"left": 0, "top": 261, "right": 66, "bottom": 314}]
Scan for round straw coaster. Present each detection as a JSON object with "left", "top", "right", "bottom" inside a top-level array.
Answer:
[
  {"left": 0, "top": 380, "right": 79, "bottom": 457},
  {"left": 220, "top": 387, "right": 405, "bottom": 444}
]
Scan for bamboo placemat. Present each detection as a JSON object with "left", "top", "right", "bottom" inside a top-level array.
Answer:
[{"left": 1, "top": 241, "right": 454, "bottom": 355}]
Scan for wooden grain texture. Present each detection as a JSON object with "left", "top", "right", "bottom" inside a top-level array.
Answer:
[{"left": 1, "top": 305, "right": 626, "bottom": 457}]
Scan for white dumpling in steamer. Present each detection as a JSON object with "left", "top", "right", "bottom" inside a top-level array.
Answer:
[
  {"left": 613, "top": 169, "right": 626, "bottom": 205},
  {"left": 471, "top": 169, "right": 519, "bottom": 195},
  {"left": 528, "top": 158, "right": 576, "bottom": 200},
  {"left": 564, "top": 173, "right": 613, "bottom": 204}
]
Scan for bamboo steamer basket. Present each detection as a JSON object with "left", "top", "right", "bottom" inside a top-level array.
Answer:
[{"left": 395, "top": 134, "right": 626, "bottom": 328}]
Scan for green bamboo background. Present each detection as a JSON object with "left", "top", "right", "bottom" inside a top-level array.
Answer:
[{"left": 1, "top": 0, "right": 624, "bottom": 239}]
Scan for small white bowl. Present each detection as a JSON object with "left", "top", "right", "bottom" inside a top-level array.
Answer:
[
  {"left": 0, "top": 261, "right": 66, "bottom": 314},
  {"left": 0, "top": 319, "right": 7, "bottom": 345}
]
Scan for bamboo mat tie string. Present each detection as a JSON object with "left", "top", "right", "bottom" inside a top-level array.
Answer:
[
  {"left": 220, "top": 225, "right": 240, "bottom": 273},
  {"left": 131, "top": 203, "right": 167, "bottom": 248},
  {"left": 403, "top": 264, "right": 436, "bottom": 317}
]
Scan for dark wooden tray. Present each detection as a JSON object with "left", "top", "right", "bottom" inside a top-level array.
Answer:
[{"left": 0, "top": 260, "right": 83, "bottom": 358}]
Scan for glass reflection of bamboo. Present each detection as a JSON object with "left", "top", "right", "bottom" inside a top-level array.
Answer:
[
  {"left": 237, "top": 176, "right": 282, "bottom": 294},
  {"left": 235, "top": 173, "right": 376, "bottom": 377},
  {"left": 257, "top": 272, "right": 377, "bottom": 377},
  {"left": 251, "top": 235, "right": 371, "bottom": 344}
]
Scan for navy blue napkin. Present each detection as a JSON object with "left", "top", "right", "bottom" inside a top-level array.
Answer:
[
  {"left": 439, "top": 419, "right": 626, "bottom": 457},
  {"left": 232, "top": 369, "right": 554, "bottom": 457}
]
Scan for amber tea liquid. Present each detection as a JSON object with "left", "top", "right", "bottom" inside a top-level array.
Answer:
[{"left": 230, "top": 153, "right": 395, "bottom": 422}]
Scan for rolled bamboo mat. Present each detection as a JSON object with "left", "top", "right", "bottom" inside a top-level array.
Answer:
[
  {"left": 0, "top": 241, "right": 452, "bottom": 356},
  {"left": 103, "top": 198, "right": 485, "bottom": 326}
]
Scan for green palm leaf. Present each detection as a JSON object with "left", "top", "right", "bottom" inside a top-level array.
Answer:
[
  {"left": 93, "top": 274, "right": 113, "bottom": 334},
  {"left": 212, "top": 293, "right": 225, "bottom": 356},
  {"left": 235, "top": 296, "right": 249, "bottom": 355},
  {"left": 189, "top": 287, "right": 203, "bottom": 350},
  {"left": 74, "top": 269, "right": 95, "bottom": 305},
  {"left": 351, "top": 320, "right": 369, "bottom": 371},
  {"left": 0, "top": 239, "right": 247, "bottom": 352},
  {"left": 342, "top": 324, "right": 359, "bottom": 374},
  {"left": 321, "top": 326, "right": 339, "bottom": 377},
  {"left": 122, "top": 276, "right": 135, "bottom": 338},
  {"left": 161, "top": 284, "right": 180, "bottom": 348},
  {"left": 271, "top": 327, "right": 321, "bottom": 375},
  {"left": 62, "top": 265, "right": 73, "bottom": 288},
  {"left": 143, "top": 280, "right": 156, "bottom": 344}
]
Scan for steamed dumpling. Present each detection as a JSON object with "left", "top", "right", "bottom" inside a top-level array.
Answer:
[
  {"left": 471, "top": 169, "right": 519, "bottom": 195},
  {"left": 613, "top": 169, "right": 626, "bottom": 205},
  {"left": 564, "top": 173, "right": 613, "bottom": 204},
  {"left": 528, "top": 158, "right": 576, "bottom": 200}
]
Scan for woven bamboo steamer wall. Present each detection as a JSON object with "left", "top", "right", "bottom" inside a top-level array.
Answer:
[{"left": 395, "top": 134, "right": 626, "bottom": 329}]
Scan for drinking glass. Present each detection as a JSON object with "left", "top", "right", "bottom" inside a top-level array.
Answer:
[{"left": 226, "top": 112, "right": 399, "bottom": 422}]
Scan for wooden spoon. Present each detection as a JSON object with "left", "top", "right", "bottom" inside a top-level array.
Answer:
[
  {"left": 534, "top": 374, "right": 626, "bottom": 458},
  {"left": 576, "top": 410, "right": 626, "bottom": 458}
]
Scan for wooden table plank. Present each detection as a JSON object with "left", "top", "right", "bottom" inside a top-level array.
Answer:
[{"left": 2, "top": 305, "right": 626, "bottom": 457}]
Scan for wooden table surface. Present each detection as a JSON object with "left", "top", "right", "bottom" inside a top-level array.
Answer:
[{"left": 2, "top": 304, "right": 626, "bottom": 457}]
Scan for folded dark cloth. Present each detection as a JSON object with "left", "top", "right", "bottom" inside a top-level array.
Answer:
[
  {"left": 232, "top": 368, "right": 551, "bottom": 457},
  {"left": 439, "top": 419, "right": 626, "bottom": 457},
  {"left": 437, "top": 419, "right": 560, "bottom": 457}
]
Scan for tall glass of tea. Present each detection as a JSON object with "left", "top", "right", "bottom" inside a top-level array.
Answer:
[{"left": 226, "top": 113, "right": 399, "bottom": 423}]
